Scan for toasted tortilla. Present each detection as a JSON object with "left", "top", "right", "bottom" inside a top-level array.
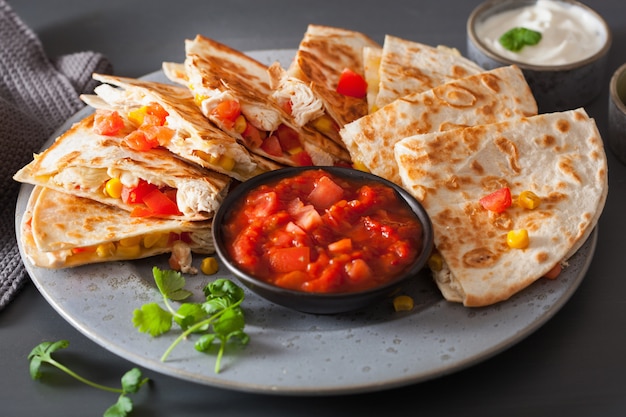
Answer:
[
  {"left": 82, "top": 73, "right": 281, "bottom": 182},
  {"left": 363, "top": 45, "right": 383, "bottom": 114},
  {"left": 375, "top": 35, "right": 483, "bottom": 109},
  {"left": 340, "top": 65, "right": 538, "bottom": 184},
  {"left": 394, "top": 109, "right": 608, "bottom": 307},
  {"left": 14, "top": 114, "right": 230, "bottom": 221},
  {"left": 21, "top": 186, "right": 214, "bottom": 269},
  {"left": 168, "top": 34, "right": 351, "bottom": 166},
  {"left": 268, "top": 24, "right": 381, "bottom": 143}
]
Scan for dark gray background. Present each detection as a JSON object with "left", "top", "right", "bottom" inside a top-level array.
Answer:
[{"left": 3, "top": 1, "right": 626, "bottom": 416}]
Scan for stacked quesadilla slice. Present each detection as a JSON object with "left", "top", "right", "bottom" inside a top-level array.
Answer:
[
  {"left": 394, "top": 109, "right": 608, "bottom": 306},
  {"left": 14, "top": 113, "right": 230, "bottom": 221},
  {"left": 82, "top": 73, "right": 281, "bottom": 182},
  {"left": 163, "top": 34, "right": 351, "bottom": 167},
  {"left": 340, "top": 65, "right": 538, "bottom": 183},
  {"left": 268, "top": 24, "right": 381, "bottom": 146},
  {"left": 21, "top": 186, "right": 213, "bottom": 270},
  {"left": 372, "top": 35, "right": 484, "bottom": 110}
]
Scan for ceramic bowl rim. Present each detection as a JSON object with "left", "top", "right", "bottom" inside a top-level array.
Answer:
[
  {"left": 467, "top": 0, "right": 612, "bottom": 71},
  {"left": 610, "top": 63, "right": 626, "bottom": 114}
]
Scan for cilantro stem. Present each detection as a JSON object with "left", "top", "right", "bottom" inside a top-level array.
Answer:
[
  {"left": 214, "top": 340, "right": 226, "bottom": 374},
  {"left": 160, "top": 299, "right": 242, "bottom": 363},
  {"left": 45, "top": 357, "right": 123, "bottom": 394}
]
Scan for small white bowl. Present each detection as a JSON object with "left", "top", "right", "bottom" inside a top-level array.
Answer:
[{"left": 467, "top": 0, "right": 611, "bottom": 112}]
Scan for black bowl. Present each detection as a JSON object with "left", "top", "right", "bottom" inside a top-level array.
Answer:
[{"left": 212, "top": 166, "right": 434, "bottom": 314}]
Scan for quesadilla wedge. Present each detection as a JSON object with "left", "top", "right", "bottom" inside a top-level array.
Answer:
[
  {"left": 267, "top": 24, "right": 381, "bottom": 145},
  {"left": 14, "top": 113, "right": 230, "bottom": 221},
  {"left": 340, "top": 65, "right": 538, "bottom": 184},
  {"left": 374, "top": 35, "right": 484, "bottom": 109},
  {"left": 81, "top": 73, "right": 282, "bottom": 182},
  {"left": 394, "top": 108, "right": 608, "bottom": 307},
  {"left": 164, "top": 34, "right": 351, "bottom": 167},
  {"left": 21, "top": 186, "right": 214, "bottom": 270}
]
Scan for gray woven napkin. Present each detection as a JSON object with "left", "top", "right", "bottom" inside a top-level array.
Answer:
[{"left": 0, "top": 0, "right": 112, "bottom": 310}]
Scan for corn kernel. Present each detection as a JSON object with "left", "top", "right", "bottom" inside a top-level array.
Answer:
[
  {"left": 104, "top": 178, "right": 123, "bottom": 199},
  {"left": 200, "top": 257, "right": 219, "bottom": 275},
  {"left": 427, "top": 252, "right": 443, "bottom": 271},
  {"left": 118, "top": 235, "right": 142, "bottom": 247},
  {"left": 234, "top": 115, "right": 247, "bottom": 133},
  {"left": 115, "top": 244, "right": 142, "bottom": 258},
  {"left": 287, "top": 146, "right": 304, "bottom": 156},
  {"left": 312, "top": 115, "right": 335, "bottom": 135},
  {"left": 143, "top": 233, "right": 165, "bottom": 249},
  {"left": 353, "top": 159, "right": 370, "bottom": 172},
  {"left": 507, "top": 228, "right": 529, "bottom": 249},
  {"left": 393, "top": 295, "right": 414, "bottom": 312},
  {"left": 218, "top": 155, "right": 236, "bottom": 171},
  {"left": 96, "top": 242, "right": 116, "bottom": 258},
  {"left": 128, "top": 106, "right": 148, "bottom": 126},
  {"left": 518, "top": 190, "right": 541, "bottom": 209},
  {"left": 194, "top": 94, "right": 208, "bottom": 107}
]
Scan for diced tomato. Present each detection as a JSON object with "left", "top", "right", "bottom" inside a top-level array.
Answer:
[
  {"left": 336, "top": 68, "right": 367, "bottom": 98},
  {"left": 93, "top": 110, "right": 125, "bottom": 136},
  {"left": 242, "top": 122, "right": 263, "bottom": 148},
  {"left": 328, "top": 238, "right": 352, "bottom": 254},
  {"left": 231, "top": 228, "right": 263, "bottom": 271},
  {"left": 142, "top": 188, "right": 181, "bottom": 216},
  {"left": 145, "top": 103, "right": 169, "bottom": 126},
  {"left": 121, "top": 180, "right": 158, "bottom": 205},
  {"left": 308, "top": 175, "right": 345, "bottom": 209},
  {"left": 345, "top": 258, "right": 373, "bottom": 283},
  {"left": 260, "top": 135, "right": 283, "bottom": 156},
  {"left": 268, "top": 246, "right": 310, "bottom": 273},
  {"left": 291, "top": 150, "right": 313, "bottom": 166},
  {"left": 275, "top": 124, "right": 301, "bottom": 153},
  {"left": 140, "top": 125, "right": 175, "bottom": 146},
  {"left": 281, "top": 100, "right": 293, "bottom": 115},
  {"left": 274, "top": 271, "right": 309, "bottom": 291},
  {"left": 123, "top": 130, "right": 160, "bottom": 151},
  {"left": 304, "top": 262, "right": 344, "bottom": 293},
  {"left": 290, "top": 203, "right": 323, "bottom": 231},
  {"left": 130, "top": 206, "right": 153, "bottom": 217},
  {"left": 71, "top": 246, "right": 96, "bottom": 254},
  {"left": 245, "top": 191, "right": 279, "bottom": 219},
  {"left": 211, "top": 100, "right": 241, "bottom": 129},
  {"left": 543, "top": 263, "right": 562, "bottom": 279},
  {"left": 479, "top": 187, "right": 512, "bottom": 213}
]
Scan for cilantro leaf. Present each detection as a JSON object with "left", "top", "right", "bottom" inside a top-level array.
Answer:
[
  {"left": 28, "top": 341, "right": 149, "bottom": 417},
  {"left": 120, "top": 368, "right": 148, "bottom": 395},
  {"left": 152, "top": 266, "right": 192, "bottom": 301},
  {"left": 204, "top": 278, "right": 245, "bottom": 303},
  {"left": 104, "top": 395, "right": 133, "bottom": 417},
  {"left": 136, "top": 267, "right": 250, "bottom": 374},
  {"left": 499, "top": 27, "right": 542, "bottom": 52},
  {"left": 132, "top": 302, "right": 173, "bottom": 336},
  {"left": 28, "top": 340, "right": 69, "bottom": 379},
  {"left": 174, "top": 303, "right": 209, "bottom": 331}
]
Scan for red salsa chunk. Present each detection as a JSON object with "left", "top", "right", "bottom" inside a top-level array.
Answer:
[{"left": 222, "top": 169, "right": 424, "bottom": 294}]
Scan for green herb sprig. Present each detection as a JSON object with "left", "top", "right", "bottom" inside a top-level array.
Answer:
[
  {"left": 28, "top": 340, "right": 149, "bottom": 417},
  {"left": 132, "top": 267, "right": 249, "bottom": 373},
  {"left": 499, "top": 27, "right": 542, "bottom": 52}
]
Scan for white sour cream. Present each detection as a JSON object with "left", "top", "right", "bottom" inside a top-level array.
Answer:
[{"left": 476, "top": 0, "right": 607, "bottom": 66}]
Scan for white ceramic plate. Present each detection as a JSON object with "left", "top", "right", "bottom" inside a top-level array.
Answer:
[{"left": 15, "top": 50, "right": 598, "bottom": 396}]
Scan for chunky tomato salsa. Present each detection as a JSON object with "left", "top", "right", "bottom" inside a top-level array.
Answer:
[{"left": 221, "top": 169, "right": 424, "bottom": 294}]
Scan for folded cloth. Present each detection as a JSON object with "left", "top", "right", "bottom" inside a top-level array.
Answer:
[{"left": 0, "top": 0, "right": 113, "bottom": 310}]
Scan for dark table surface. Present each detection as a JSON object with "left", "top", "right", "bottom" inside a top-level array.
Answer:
[{"left": 3, "top": 0, "right": 626, "bottom": 416}]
